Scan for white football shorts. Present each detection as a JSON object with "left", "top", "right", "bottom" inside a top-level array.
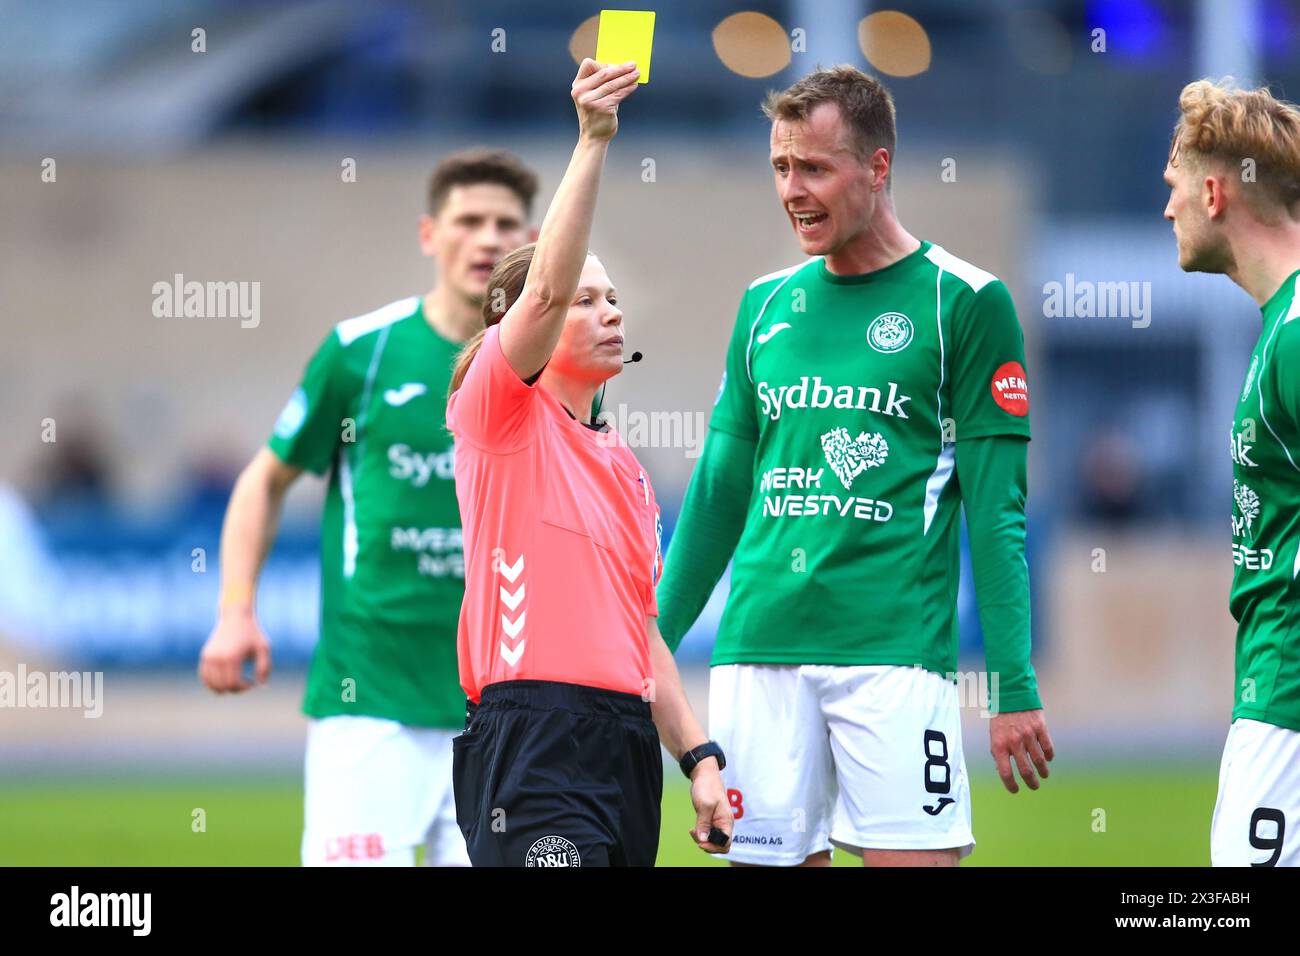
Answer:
[
  {"left": 709, "top": 663, "right": 975, "bottom": 865},
  {"left": 301, "top": 715, "right": 469, "bottom": 867},
  {"left": 1211, "top": 717, "right": 1300, "bottom": 867}
]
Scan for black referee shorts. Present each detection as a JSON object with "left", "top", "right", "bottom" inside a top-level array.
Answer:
[{"left": 451, "top": 679, "right": 663, "bottom": 867}]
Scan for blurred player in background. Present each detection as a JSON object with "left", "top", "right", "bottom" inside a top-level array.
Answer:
[
  {"left": 198, "top": 149, "right": 538, "bottom": 866},
  {"left": 658, "top": 66, "right": 1053, "bottom": 867},
  {"left": 1163, "top": 79, "right": 1300, "bottom": 867}
]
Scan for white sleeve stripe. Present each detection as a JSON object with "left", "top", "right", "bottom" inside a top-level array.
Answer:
[
  {"left": 1284, "top": 275, "right": 1300, "bottom": 324},
  {"left": 341, "top": 324, "right": 392, "bottom": 577},
  {"left": 923, "top": 261, "right": 953, "bottom": 535},
  {"left": 336, "top": 296, "right": 420, "bottom": 346},
  {"left": 923, "top": 244, "right": 997, "bottom": 293},
  {"left": 747, "top": 258, "right": 820, "bottom": 290}
]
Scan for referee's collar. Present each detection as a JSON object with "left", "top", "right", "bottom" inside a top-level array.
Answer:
[{"left": 561, "top": 404, "right": 607, "bottom": 432}]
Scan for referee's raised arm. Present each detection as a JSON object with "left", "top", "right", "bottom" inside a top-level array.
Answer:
[{"left": 496, "top": 59, "right": 639, "bottom": 382}]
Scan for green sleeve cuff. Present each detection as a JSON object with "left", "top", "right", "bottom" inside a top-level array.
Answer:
[{"left": 991, "top": 686, "right": 1043, "bottom": 715}]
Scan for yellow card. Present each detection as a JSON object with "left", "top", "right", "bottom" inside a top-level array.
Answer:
[{"left": 596, "top": 10, "right": 655, "bottom": 83}]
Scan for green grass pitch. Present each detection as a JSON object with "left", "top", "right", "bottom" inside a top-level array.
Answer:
[{"left": 0, "top": 764, "right": 1215, "bottom": 866}]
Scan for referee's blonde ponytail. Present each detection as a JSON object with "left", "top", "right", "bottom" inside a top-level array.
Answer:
[{"left": 449, "top": 242, "right": 537, "bottom": 396}]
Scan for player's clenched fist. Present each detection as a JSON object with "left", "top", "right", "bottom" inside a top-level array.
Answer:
[
  {"left": 572, "top": 58, "right": 639, "bottom": 141},
  {"left": 199, "top": 611, "right": 272, "bottom": 693},
  {"left": 688, "top": 763, "right": 734, "bottom": 855}
]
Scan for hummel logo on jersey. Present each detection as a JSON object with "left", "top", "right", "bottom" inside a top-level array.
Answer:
[
  {"left": 756, "top": 377, "right": 911, "bottom": 421},
  {"left": 383, "top": 382, "right": 427, "bottom": 406},
  {"left": 496, "top": 550, "right": 526, "bottom": 667},
  {"left": 820, "top": 427, "right": 889, "bottom": 490},
  {"left": 756, "top": 322, "right": 791, "bottom": 344},
  {"left": 923, "top": 798, "right": 955, "bottom": 816}
]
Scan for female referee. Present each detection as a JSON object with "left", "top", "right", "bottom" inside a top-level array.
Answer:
[{"left": 445, "top": 58, "right": 732, "bottom": 867}]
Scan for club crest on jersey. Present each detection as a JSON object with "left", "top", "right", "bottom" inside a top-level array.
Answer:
[
  {"left": 991, "top": 362, "right": 1030, "bottom": 416},
  {"left": 820, "top": 426, "right": 889, "bottom": 490},
  {"left": 867, "top": 312, "right": 913, "bottom": 353},
  {"left": 1241, "top": 355, "right": 1259, "bottom": 401},
  {"left": 525, "top": 835, "right": 581, "bottom": 867}
]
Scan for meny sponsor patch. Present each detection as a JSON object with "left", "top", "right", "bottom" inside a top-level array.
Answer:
[{"left": 991, "top": 361, "right": 1029, "bottom": 416}]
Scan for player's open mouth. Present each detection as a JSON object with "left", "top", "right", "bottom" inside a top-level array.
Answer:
[{"left": 793, "top": 212, "right": 827, "bottom": 233}]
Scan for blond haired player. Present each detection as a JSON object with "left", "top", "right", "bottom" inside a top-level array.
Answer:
[{"left": 1164, "top": 79, "right": 1300, "bottom": 866}]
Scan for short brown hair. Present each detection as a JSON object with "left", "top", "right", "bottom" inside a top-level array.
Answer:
[
  {"left": 428, "top": 148, "right": 540, "bottom": 217},
  {"left": 1171, "top": 79, "right": 1300, "bottom": 215},
  {"left": 763, "top": 65, "right": 897, "bottom": 167},
  {"left": 448, "top": 242, "right": 537, "bottom": 396}
]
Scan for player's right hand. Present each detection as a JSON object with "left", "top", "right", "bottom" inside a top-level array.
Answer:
[
  {"left": 198, "top": 610, "right": 272, "bottom": 693},
  {"left": 990, "top": 708, "right": 1054, "bottom": 793},
  {"left": 687, "top": 763, "right": 734, "bottom": 855},
  {"left": 572, "top": 58, "right": 639, "bottom": 142}
]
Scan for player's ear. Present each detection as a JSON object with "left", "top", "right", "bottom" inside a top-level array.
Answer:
[
  {"left": 871, "top": 147, "right": 891, "bottom": 191},
  {"left": 1203, "top": 174, "right": 1227, "bottom": 220},
  {"left": 418, "top": 213, "right": 438, "bottom": 258}
]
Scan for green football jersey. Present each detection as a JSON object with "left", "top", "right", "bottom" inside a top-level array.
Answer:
[
  {"left": 1228, "top": 269, "right": 1300, "bottom": 733},
  {"left": 268, "top": 296, "right": 466, "bottom": 728},
  {"left": 709, "top": 242, "right": 1032, "bottom": 675}
]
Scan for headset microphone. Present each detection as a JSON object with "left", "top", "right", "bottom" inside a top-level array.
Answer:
[{"left": 623, "top": 351, "right": 643, "bottom": 364}]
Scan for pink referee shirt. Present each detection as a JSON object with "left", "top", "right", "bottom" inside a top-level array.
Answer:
[{"left": 446, "top": 324, "right": 664, "bottom": 702}]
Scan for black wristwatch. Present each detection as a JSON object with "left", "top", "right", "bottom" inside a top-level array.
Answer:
[{"left": 679, "top": 741, "right": 726, "bottom": 779}]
